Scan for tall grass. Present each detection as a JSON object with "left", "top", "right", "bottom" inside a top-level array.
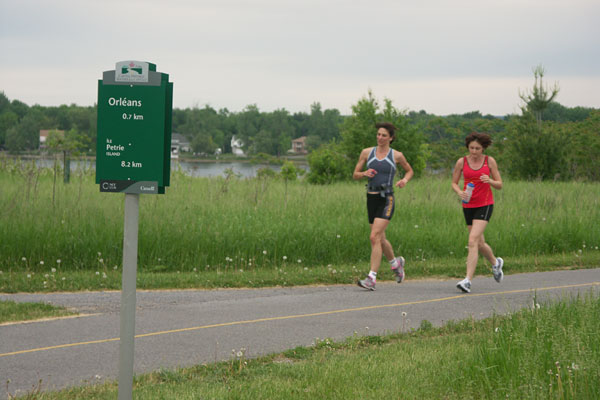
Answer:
[{"left": 1, "top": 158, "right": 599, "bottom": 277}]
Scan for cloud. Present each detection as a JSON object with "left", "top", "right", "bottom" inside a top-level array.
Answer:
[{"left": 1, "top": 0, "right": 599, "bottom": 114}]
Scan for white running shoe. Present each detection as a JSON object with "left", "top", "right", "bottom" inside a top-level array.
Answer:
[
  {"left": 392, "top": 256, "right": 405, "bottom": 283},
  {"left": 358, "top": 276, "right": 376, "bottom": 291},
  {"left": 457, "top": 278, "right": 471, "bottom": 293},
  {"left": 492, "top": 257, "right": 504, "bottom": 283}
]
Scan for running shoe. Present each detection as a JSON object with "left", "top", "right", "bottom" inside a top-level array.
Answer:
[
  {"left": 492, "top": 257, "right": 504, "bottom": 283},
  {"left": 358, "top": 276, "right": 376, "bottom": 291},
  {"left": 392, "top": 256, "right": 406, "bottom": 283},
  {"left": 456, "top": 278, "right": 471, "bottom": 293}
]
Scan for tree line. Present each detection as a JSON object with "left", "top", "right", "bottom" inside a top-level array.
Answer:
[{"left": 1, "top": 66, "right": 598, "bottom": 181}]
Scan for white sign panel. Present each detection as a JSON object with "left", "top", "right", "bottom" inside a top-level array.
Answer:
[{"left": 115, "top": 61, "right": 149, "bottom": 83}]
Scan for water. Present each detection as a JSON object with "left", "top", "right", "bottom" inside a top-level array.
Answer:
[{"left": 27, "top": 158, "right": 308, "bottom": 178}]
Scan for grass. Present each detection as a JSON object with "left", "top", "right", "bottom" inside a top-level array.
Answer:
[
  {"left": 15, "top": 290, "right": 599, "bottom": 399},
  {"left": 1, "top": 158, "right": 599, "bottom": 292},
  {"left": 0, "top": 300, "right": 75, "bottom": 324}
]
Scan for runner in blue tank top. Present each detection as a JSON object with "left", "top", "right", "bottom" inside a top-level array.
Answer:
[{"left": 352, "top": 122, "right": 414, "bottom": 291}]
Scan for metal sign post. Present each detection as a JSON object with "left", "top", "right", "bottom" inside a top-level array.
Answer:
[
  {"left": 96, "top": 61, "right": 172, "bottom": 400},
  {"left": 118, "top": 193, "right": 139, "bottom": 400}
]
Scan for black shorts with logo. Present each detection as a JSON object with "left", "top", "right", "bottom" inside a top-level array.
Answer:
[
  {"left": 367, "top": 193, "right": 395, "bottom": 224},
  {"left": 463, "top": 204, "right": 494, "bottom": 225}
]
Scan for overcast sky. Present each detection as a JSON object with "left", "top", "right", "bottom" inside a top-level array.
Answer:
[{"left": 1, "top": 0, "right": 599, "bottom": 116}]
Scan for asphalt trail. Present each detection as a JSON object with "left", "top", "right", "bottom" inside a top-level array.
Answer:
[{"left": 1, "top": 268, "right": 598, "bottom": 396}]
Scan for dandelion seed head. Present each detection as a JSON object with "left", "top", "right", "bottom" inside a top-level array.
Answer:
[
  {"left": 40, "top": 261, "right": 44, "bottom": 265},
  {"left": 51, "top": 268, "right": 56, "bottom": 273},
  {"left": 414, "top": 225, "right": 419, "bottom": 229},
  {"left": 297, "top": 259, "right": 302, "bottom": 263},
  {"left": 22, "top": 257, "right": 27, "bottom": 261},
  {"left": 95, "top": 271, "right": 100, "bottom": 275},
  {"left": 282, "top": 256, "right": 287, "bottom": 260},
  {"left": 44, "top": 274, "right": 49, "bottom": 278},
  {"left": 27, "top": 274, "right": 31, "bottom": 278},
  {"left": 263, "top": 250, "right": 267, "bottom": 255},
  {"left": 401, "top": 312, "right": 407, "bottom": 317},
  {"left": 62, "top": 277, "right": 66, "bottom": 281},
  {"left": 98, "top": 252, "right": 101, "bottom": 256},
  {"left": 56, "top": 259, "right": 61, "bottom": 264},
  {"left": 336, "top": 234, "right": 341, "bottom": 238}
]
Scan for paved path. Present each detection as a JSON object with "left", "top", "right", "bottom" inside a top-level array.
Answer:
[{"left": 1, "top": 268, "right": 599, "bottom": 396}]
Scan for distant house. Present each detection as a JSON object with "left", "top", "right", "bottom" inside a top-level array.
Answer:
[
  {"left": 290, "top": 136, "right": 307, "bottom": 154},
  {"left": 231, "top": 135, "right": 245, "bottom": 156},
  {"left": 171, "top": 132, "right": 191, "bottom": 159},
  {"left": 39, "top": 129, "right": 64, "bottom": 149}
]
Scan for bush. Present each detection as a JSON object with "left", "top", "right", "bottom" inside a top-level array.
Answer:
[{"left": 307, "top": 143, "right": 351, "bottom": 184}]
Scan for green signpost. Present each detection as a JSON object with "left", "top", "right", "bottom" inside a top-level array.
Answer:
[
  {"left": 97, "top": 60, "right": 172, "bottom": 194},
  {"left": 96, "top": 61, "right": 173, "bottom": 400}
]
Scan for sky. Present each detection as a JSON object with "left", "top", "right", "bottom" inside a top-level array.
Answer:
[{"left": 1, "top": 0, "right": 599, "bottom": 116}]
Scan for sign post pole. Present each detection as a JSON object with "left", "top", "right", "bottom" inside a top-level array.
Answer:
[
  {"left": 96, "top": 60, "right": 172, "bottom": 400},
  {"left": 118, "top": 193, "right": 139, "bottom": 400}
]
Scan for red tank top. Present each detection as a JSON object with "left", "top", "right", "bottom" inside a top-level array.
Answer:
[{"left": 462, "top": 156, "right": 494, "bottom": 208}]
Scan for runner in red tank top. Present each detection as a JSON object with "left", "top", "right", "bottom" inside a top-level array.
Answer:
[{"left": 451, "top": 132, "right": 504, "bottom": 293}]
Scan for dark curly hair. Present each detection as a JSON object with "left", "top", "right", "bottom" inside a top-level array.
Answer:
[
  {"left": 376, "top": 122, "right": 396, "bottom": 143},
  {"left": 465, "top": 132, "right": 492, "bottom": 149}
]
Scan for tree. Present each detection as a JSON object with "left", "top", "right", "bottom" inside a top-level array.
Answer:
[
  {"left": 339, "top": 91, "right": 427, "bottom": 178},
  {"left": 0, "top": 91, "right": 10, "bottom": 114},
  {"left": 504, "top": 112, "right": 566, "bottom": 180},
  {"left": 561, "top": 111, "right": 600, "bottom": 181},
  {"left": 306, "top": 142, "right": 351, "bottom": 184},
  {"left": 0, "top": 111, "right": 19, "bottom": 149},
  {"left": 191, "top": 132, "right": 218, "bottom": 155},
  {"left": 5, "top": 111, "right": 45, "bottom": 152},
  {"left": 519, "top": 64, "right": 559, "bottom": 125}
]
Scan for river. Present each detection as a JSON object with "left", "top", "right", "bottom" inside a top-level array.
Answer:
[{"left": 22, "top": 157, "right": 308, "bottom": 178}]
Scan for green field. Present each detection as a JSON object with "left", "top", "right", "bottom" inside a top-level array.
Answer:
[{"left": 1, "top": 159, "right": 599, "bottom": 292}]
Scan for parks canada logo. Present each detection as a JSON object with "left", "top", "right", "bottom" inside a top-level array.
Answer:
[{"left": 115, "top": 61, "right": 149, "bottom": 83}]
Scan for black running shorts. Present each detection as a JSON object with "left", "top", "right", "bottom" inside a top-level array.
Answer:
[
  {"left": 367, "top": 193, "right": 395, "bottom": 224},
  {"left": 463, "top": 204, "right": 494, "bottom": 225}
]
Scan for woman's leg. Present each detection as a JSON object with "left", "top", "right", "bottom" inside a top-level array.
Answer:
[
  {"left": 369, "top": 218, "right": 391, "bottom": 274},
  {"left": 380, "top": 231, "right": 396, "bottom": 262},
  {"left": 477, "top": 232, "right": 497, "bottom": 266},
  {"left": 466, "top": 219, "right": 488, "bottom": 280}
]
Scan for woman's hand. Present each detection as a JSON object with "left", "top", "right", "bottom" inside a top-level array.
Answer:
[
  {"left": 364, "top": 169, "right": 377, "bottom": 178},
  {"left": 480, "top": 174, "right": 491, "bottom": 183},
  {"left": 395, "top": 178, "right": 408, "bottom": 188}
]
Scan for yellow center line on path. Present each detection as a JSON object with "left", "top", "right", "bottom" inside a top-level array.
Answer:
[{"left": 1, "top": 281, "right": 598, "bottom": 358}]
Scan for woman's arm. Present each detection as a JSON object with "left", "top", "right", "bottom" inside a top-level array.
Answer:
[
  {"left": 451, "top": 158, "right": 468, "bottom": 200},
  {"left": 394, "top": 151, "right": 413, "bottom": 188},
  {"left": 480, "top": 156, "right": 503, "bottom": 190},
  {"left": 353, "top": 148, "right": 374, "bottom": 180}
]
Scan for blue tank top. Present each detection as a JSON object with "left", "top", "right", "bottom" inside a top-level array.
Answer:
[{"left": 367, "top": 147, "right": 396, "bottom": 192}]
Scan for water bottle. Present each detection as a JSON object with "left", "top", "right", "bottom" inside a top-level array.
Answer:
[{"left": 463, "top": 182, "right": 475, "bottom": 204}]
